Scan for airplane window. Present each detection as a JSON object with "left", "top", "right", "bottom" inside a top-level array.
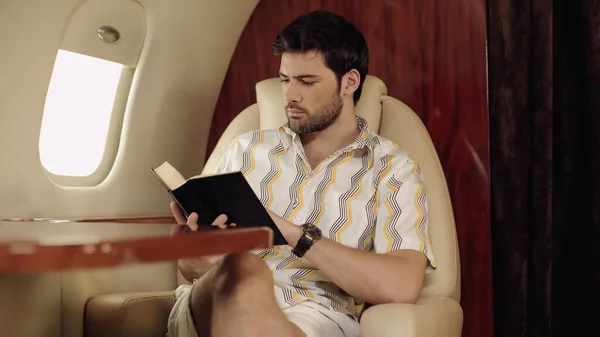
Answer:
[{"left": 39, "top": 49, "right": 128, "bottom": 179}]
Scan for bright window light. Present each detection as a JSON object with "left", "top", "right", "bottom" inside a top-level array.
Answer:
[{"left": 39, "top": 49, "right": 124, "bottom": 177}]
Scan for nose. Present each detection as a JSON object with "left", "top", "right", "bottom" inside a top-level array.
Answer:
[{"left": 283, "top": 81, "right": 302, "bottom": 103}]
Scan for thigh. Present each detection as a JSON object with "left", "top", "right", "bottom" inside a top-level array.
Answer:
[{"left": 283, "top": 304, "right": 346, "bottom": 337}]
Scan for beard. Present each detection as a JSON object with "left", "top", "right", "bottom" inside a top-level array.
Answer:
[{"left": 286, "top": 92, "right": 344, "bottom": 135}]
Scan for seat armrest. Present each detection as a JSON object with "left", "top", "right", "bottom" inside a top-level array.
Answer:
[
  {"left": 359, "top": 296, "right": 463, "bottom": 337},
  {"left": 84, "top": 291, "right": 175, "bottom": 337}
]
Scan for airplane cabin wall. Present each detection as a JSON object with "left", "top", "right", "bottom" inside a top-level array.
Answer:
[
  {"left": 0, "top": 1, "right": 260, "bottom": 337},
  {"left": 1, "top": 1, "right": 493, "bottom": 337},
  {"left": 0, "top": 0, "right": 259, "bottom": 220}
]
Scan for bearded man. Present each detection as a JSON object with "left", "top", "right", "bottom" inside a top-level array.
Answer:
[{"left": 167, "top": 10, "right": 435, "bottom": 337}]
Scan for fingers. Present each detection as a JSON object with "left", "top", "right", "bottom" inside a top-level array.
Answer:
[
  {"left": 170, "top": 212, "right": 199, "bottom": 236},
  {"left": 169, "top": 202, "right": 234, "bottom": 234},
  {"left": 171, "top": 213, "right": 198, "bottom": 235},
  {"left": 187, "top": 212, "right": 199, "bottom": 231},
  {"left": 170, "top": 202, "right": 198, "bottom": 235},
  {"left": 211, "top": 215, "right": 236, "bottom": 229},
  {"left": 170, "top": 202, "right": 186, "bottom": 224},
  {"left": 169, "top": 201, "right": 185, "bottom": 236},
  {"left": 211, "top": 214, "right": 228, "bottom": 229},
  {"left": 169, "top": 224, "right": 181, "bottom": 236}
]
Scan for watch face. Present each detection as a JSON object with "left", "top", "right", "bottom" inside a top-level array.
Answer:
[{"left": 305, "top": 223, "right": 322, "bottom": 238}]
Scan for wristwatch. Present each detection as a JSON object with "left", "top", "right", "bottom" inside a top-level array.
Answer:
[{"left": 292, "top": 222, "right": 322, "bottom": 257}]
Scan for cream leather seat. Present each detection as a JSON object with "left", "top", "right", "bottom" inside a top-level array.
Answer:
[{"left": 84, "top": 75, "right": 463, "bottom": 337}]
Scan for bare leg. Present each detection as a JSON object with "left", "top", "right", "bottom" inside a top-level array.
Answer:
[
  {"left": 189, "top": 252, "right": 306, "bottom": 337},
  {"left": 188, "top": 263, "right": 221, "bottom": 337}
]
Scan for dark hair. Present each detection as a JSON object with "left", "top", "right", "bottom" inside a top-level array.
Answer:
[{"left": 272, "top": 10, "right": 369, "bottom": 104}]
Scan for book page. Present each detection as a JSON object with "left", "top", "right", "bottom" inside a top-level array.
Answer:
[{"left": 152, "top": 161, "right": 186, "bottom": 190}]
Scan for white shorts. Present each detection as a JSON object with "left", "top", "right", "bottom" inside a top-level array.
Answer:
[{"left": 166, "top": 284, "right": 349, "bottom": 337}]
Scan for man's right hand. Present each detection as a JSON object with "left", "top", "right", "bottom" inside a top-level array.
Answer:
[{"left": 170, "top": 202, "right": 236, "bottom": 280}]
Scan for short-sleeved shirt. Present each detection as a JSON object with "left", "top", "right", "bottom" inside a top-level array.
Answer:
[{"left": 214, "top": 116, "right": 436, "bottom": 336}]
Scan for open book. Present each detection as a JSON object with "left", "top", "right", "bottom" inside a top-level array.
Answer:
[{"left": 151, "top": 161, "right": 287, "bottom": 246}]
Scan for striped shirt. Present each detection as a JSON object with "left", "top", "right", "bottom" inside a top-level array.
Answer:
[{"left": 214, "top": 116, "right": 435, "bottom": 334}]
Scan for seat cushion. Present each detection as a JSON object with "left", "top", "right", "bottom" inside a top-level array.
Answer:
[
  {"left": 84, "top": 291, "right": 175, "bottom": 337},
  {"left": 379, "top": 96, "right": 460, "bottom": 300}
]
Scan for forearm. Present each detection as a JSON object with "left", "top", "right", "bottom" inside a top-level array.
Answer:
[
  {"left": 272, "top": 213, "right": 423, "bottom": 305},
  {"left": 304, "top": 238, "right": 422, "bottom": 304}
]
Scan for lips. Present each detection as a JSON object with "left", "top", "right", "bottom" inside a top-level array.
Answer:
[{"left": 286, "top": 109, "right": 305, "bottom": 117}]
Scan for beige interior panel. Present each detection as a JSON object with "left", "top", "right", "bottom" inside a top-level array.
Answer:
[
  {"left": 0, "top": 0, "right": 260, "bottom": 336},
  {"left": 60, "top": 0, "right": 145, "bottom": 67},
  {"left": 62, "top": 263, "right": 176, "bottom": 337},
  {"left": 53, "top": 221, "right": 176, "bottom": 337},
  {"left": 0, "top": 273, "right": 62, "bottom": 337},
  {"left": 0, "top": 0, "right": 260, "bottom": 219}
]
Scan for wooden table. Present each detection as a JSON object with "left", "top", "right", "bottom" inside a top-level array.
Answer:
[{"left": 0, "top": 220, "right": 273, "bottom": 274}]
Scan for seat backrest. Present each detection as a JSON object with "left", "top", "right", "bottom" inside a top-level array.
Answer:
[{"left": 202, "top": 75, "right": 460, "bottom": 302}]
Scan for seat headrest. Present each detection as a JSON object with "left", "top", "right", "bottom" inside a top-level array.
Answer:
[{"left": 255, "top": 75, "right": 388, "bottom": 133}]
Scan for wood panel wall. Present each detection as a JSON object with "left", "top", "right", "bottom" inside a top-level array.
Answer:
[{"left": 207, "top": 1, "right": 492, "bottom": 336}]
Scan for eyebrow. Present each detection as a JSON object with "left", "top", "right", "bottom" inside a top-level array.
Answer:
[{"left": 278, "top": 72, "right": 321, "bottom": 80}]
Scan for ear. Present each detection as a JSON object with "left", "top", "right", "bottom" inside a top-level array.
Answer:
[{"left": 341, "top": 69, "right": 361, "bottom": 99}]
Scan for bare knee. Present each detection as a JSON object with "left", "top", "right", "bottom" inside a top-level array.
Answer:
[
  {"left": 216, "top": 252, "right": 271, "bottom": 281},
  {"left": 212, "top": 252, "right": 272, "bottom": 301}
]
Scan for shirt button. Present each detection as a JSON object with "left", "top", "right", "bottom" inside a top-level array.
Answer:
[{"left": 295, "top": 216, "right": 301, "bottom": 221}]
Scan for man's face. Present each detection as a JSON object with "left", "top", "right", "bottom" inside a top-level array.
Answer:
[{"left": 279, "top": 51, "right": 343, "bottom": 135}]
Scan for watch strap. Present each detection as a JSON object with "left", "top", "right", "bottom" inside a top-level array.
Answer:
[
  {"left": 292, "top": 223, "right": 321, "bottom": 257},
  {"left": 292, "top": 234, "right": 312, "bottom": 257}
]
